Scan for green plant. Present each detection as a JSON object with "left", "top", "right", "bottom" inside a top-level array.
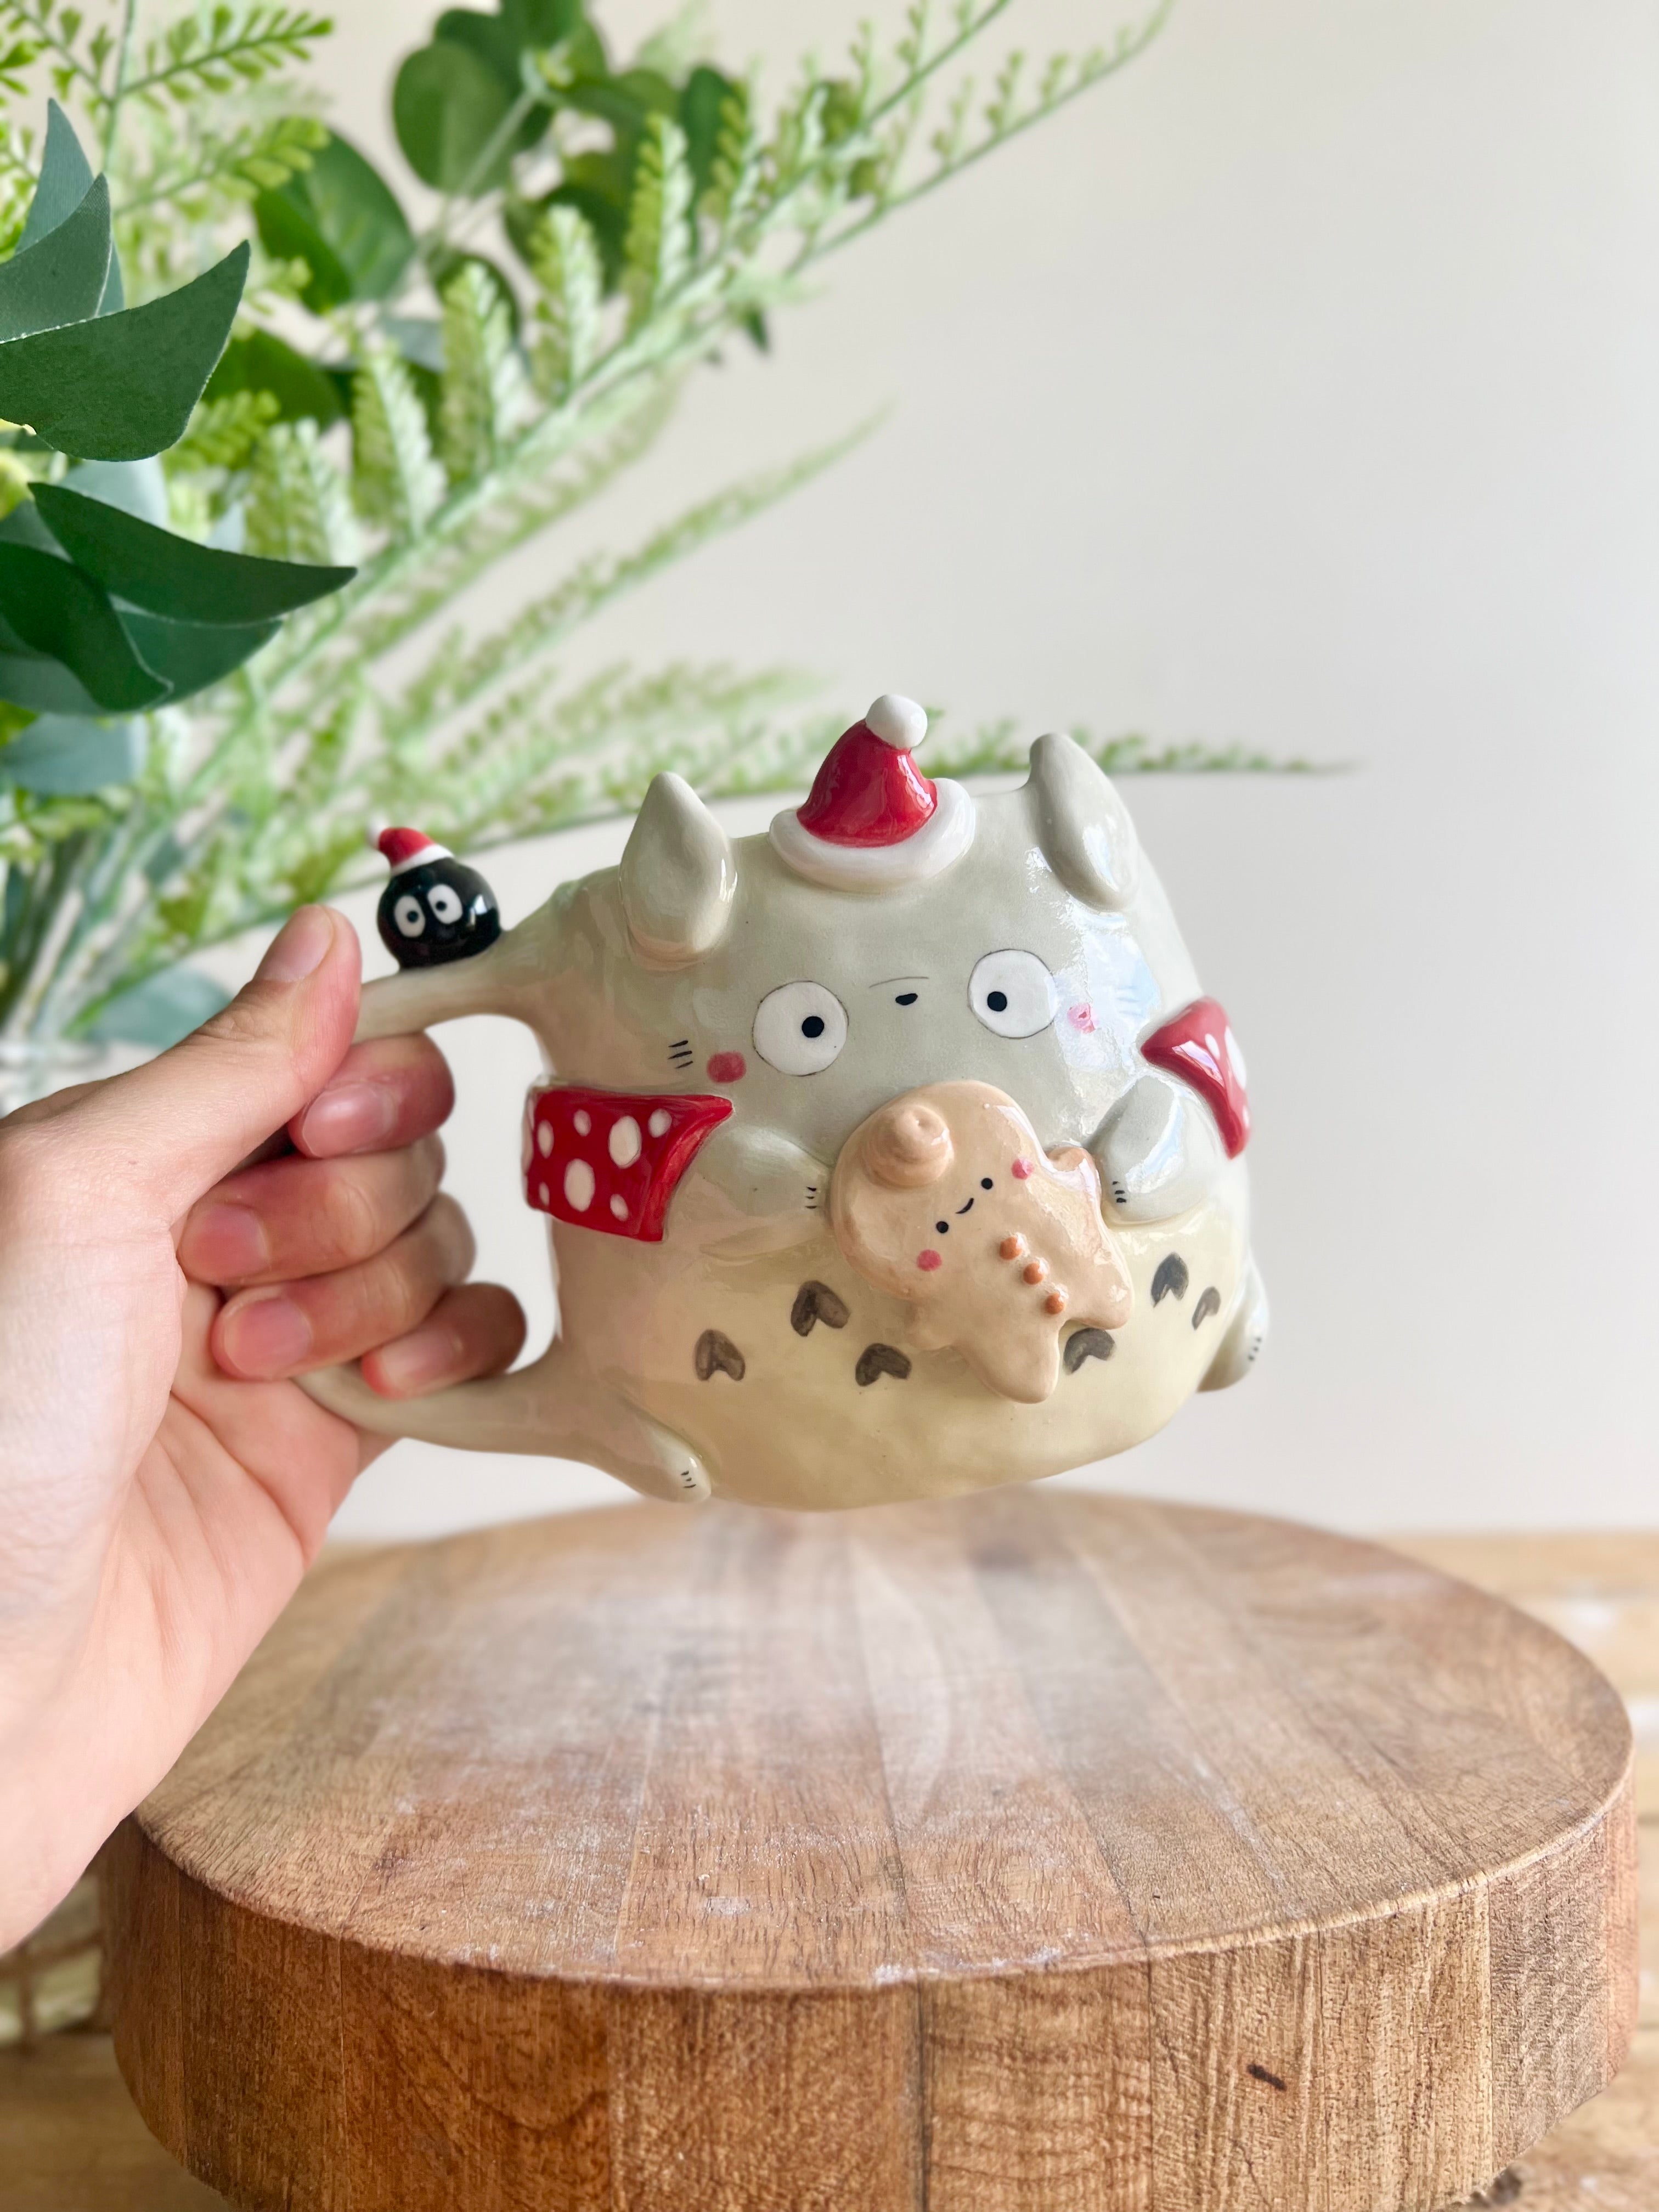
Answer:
[{"left": 0, "top": 0, "right": 1267, "bottom": 1051}]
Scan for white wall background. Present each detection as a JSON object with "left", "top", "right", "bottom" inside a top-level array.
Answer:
[{"left": 286, "top": 0, "right": 1659, "bottom": 1538}]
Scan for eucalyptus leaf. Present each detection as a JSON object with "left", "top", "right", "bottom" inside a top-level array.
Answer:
[
  {"left": 64, "top": 458, "right": 170, "bottom": 528},
  {"left": 0, "top": 245, "right": 249, "bottom": 462},
  {"left": 0, "top": 714, "right": 146, "bottom": 793},
  {"left": 0, "top": 651, "right": 106, "bottom": 715},
  {"left": 88, "top": 966, "right": 230, "bottom": 1046},
  {"left": 0, "top": 497, "right": 60, "bottom": 554},
  {"left": 394, "top": 38, "right": 527, "bottom": 193},
  {"left": 435, "top": 9, "right": 524, "bottom": 92},
  {"left": 16, "top": 101, "right": 94, "bottom": 252},
  {"left": 206, "top": 328, "right": 346, "bottom": 427},
  {"left": 32, "top": 484, "right": 355, "bottom": 623},
  {"left": 118, "top": 609, "right": 281, "bottom": 698},
  {"left": 562, "top": 66, "right": 678, "bottom": 146},
  {"left": 0, "top": 178, "right": 112, "bottom": 342},
  {"left": 501, "top": 0, "right": 586, "bottom": 46},
  {"left": 254, "top": 132, "right": 413, "bottom": 315},
  {"left": 381, "top": 316, "right": 445, "bottom": 374},
  {"left": 0, "top": 546, "right": 170, "bottom": 709},
  {"left": 428, "top": 7, "right": 551, "bottom": 168}
]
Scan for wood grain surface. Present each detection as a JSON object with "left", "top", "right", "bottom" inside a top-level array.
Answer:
[{"left": 101, "top": 1494, "right": 1639, "bottom": 2212}]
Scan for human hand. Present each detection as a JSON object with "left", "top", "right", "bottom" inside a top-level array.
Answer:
[{"left": 0, "top": 907, "right": 524, "bottom": 1946}]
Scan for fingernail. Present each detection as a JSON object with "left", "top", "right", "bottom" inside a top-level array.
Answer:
[
  {"left": 298, "top": 1082, "right": 397, "bottom": 1155},
  {"left": 255, "top": 905, "right": 335, "bottom": 985},
  {"left": 371, "top": 1322, "right": 460, "bottom": 1395},
  {"left": 220, "top": 1291, "right": 313, "bottom": 1377},
  {"left": 187, "top": 1201, "right": 270, "bottom": 1281}
]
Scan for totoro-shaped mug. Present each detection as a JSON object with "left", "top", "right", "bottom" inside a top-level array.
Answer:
[{"left": 306, "top": 696, "right": 1266, "bottom": 1510}]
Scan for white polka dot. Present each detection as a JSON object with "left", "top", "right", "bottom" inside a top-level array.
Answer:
[
  {"left": 608, "top": 1114, "right": 641, "bottom": 1167},
  {"left": 537, "top": 1120, "right": 554, "bottom": 1156},
  {"left": 610, "top": 1193, "right": 629, "bottom": 1221},
  {"left": 648, "top": 1108, "right": 672, "bottom": 1138},
  {"left": 537, "top": 1182, "right": 550, "bottom": 1206},
  {"left": 563, "top": 1159, "right": 595, "bottom": 1211},
  {"left": 573, "top": 1108, "right": 591, "bottom": 1136},
  {"left": 1224, "top": 1026, "right": 1248, "bottom": 1085}
]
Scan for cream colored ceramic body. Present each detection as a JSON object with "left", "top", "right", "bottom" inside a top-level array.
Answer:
[{"left": 306, "top": 735, "right": 1265, "bottom": 1508}]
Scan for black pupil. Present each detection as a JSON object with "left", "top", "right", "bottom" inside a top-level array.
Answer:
[
  {"left": 801, "top": 1014, "right": 826, "bottom": 1039},
  {"left": 935, "top": 1221, "right": 949, "bottom": 1234},
  {"left": 981, "top": 1177, "right": 993, "bottom": 1189},
  {"left": 987, "top": 989, "right": 1008, "bottom": 1013}
]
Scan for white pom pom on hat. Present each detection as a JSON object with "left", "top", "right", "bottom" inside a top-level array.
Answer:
[
  {"left": 864, "top": 692, "right": 929, "bottom": 749},
  {"left": 768, "top": 688, "right": 975, "bottom": 891}
]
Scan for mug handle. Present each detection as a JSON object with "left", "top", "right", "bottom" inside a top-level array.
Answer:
[{"left": 297, "top": 946, "right": 714, "bottom": 1504}]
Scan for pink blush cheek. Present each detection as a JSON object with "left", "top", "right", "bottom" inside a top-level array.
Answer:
[
  {"left": 707, "top": 1051, "right": 746, "bottom": 1084},
  {"left": 917, "top": 1249, "right": 943, "bottom": 1272},
  {"left": 1011, "top": 1157, "right": 1032, "bottom": 1180},
  {"left": 1069, "top": 1003, "right": 1096, "bottom": 1032}
]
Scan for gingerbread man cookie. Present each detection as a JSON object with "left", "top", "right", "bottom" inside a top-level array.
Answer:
[{"left": 829, "top": 1081, "right": 1133, "bottom": 1403}]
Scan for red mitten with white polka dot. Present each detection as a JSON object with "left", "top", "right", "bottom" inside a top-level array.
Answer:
[{"left": 525, "top": 1086, "right": 733, "bottom": 1242}]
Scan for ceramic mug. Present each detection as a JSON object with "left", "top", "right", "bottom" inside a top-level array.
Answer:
[{"left": 304, "top": 697, "right": 1265, "bottom": 1509}]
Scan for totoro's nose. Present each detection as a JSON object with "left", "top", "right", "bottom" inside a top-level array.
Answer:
[{"left": 865, "top": 1101, "right": 952, "bottom": 1189}]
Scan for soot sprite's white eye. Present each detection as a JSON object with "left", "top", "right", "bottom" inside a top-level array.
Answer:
[
  {"left": 968, "top": 949, "right": 1058, "bottom": 1038},
  {"left": 752, "top": 980, "right": 848, "bottom": 1075},
  {"left": 428, "top": 883, "right": 464, "bottom": 923},
  {"left": 393, "top": 893, "right": 427, "bottom": 939}
]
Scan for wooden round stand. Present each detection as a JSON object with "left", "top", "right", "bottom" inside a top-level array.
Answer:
[{"left": 103, "top": 1492, "right": 1637, "bottom": 2212}]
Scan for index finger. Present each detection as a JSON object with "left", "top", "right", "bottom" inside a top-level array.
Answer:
[{"left": 288, "top": 1032, "right": 455, "bottom": 1159}]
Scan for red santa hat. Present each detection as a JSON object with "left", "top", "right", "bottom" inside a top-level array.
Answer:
[
  {"left": 768, "top": 693, "right": 975, "bottom": 890},
  {"left": 373, "top": 825, "right": 452, "bottom": 876}
]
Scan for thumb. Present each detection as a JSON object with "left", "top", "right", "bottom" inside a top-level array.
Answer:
[{"left": 70, "top": 907, "right": 362, "bottom": 1224}]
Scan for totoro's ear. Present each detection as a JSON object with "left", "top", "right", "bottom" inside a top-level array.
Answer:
[
  {"left": 1026, "top": 732, "right": 1141, "bottom": 910},
  {"left": 619, "top": 773, "right": 737, "bottom": 968}
]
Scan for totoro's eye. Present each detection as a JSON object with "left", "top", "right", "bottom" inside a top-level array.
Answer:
[
  {"left": 968, "top": 949, "right": 1057, "bottom": 1039},
  {"left": 428, "top": 883, "right": 464, "bottom": 923},
  {"left": 393, "top": 894, "right": 426, "bottom": 939},
  {"left": 752, "top": 980, "right": 848, "bottom": 1076}
]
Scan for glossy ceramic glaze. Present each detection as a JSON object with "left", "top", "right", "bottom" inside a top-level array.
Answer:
[{"left": 304, "top": 716, "right": 1266, "bottom": 1508}]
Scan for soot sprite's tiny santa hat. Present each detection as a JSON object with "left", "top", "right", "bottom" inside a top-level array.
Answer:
[
  {"left": 373, "top": 825, "right": 452, "bottom": 876},
  {"left": 768, "top": 693, "right": 975, "bottom": 891}
]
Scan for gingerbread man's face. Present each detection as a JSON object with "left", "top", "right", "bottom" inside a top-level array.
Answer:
[{"left": 829, "top": 1081, "right": 1134, "bottom": 1404}]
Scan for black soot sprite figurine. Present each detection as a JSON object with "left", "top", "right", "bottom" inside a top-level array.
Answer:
[{"left": 375, "top": 827, "right": 502, "bottom": 968}]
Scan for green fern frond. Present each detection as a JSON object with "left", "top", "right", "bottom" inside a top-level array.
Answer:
[
  {"left": 245, "top": 418, "right": 358, "bottom": 565},
  {"left": 437, "top": 260, "right": 528, "bottom": 485},
  {"left": 0, "top": 126, "right": 36, "bottom": 249},
  {"left": 0, "top": 33, "right": 38, "bottom": 97},
  {"left": 351, "top": 348, "right": 445, "bottom": 537},
  {"left": 117, "top": 111, "right": 325, "bottom": 214},
  {"left": 622, "top": 113, "right": 692, "bottom": 329},
  {"left": 703, "top": 80, "right": 757, "bottom": 227},
  {"left": 400, "top": 662, "right": 817, "bottom": 852},
  {"left": 392, "top": 422, "right": 872, "bottom": 739},
  {"left": 345, "top": 382, "right": 678, "bottom": 667},
  {"left": 527, "top": 204, "right": 602, "bottom": 402},
  {"left": 123, "top": 5, "right": 331, "bottom": 106},
  {"left": 0, "top": 3, "right": 98, "bottom": 95},
  {"left": 167, "top": 387, "right": 280, "bottom": 473}
]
